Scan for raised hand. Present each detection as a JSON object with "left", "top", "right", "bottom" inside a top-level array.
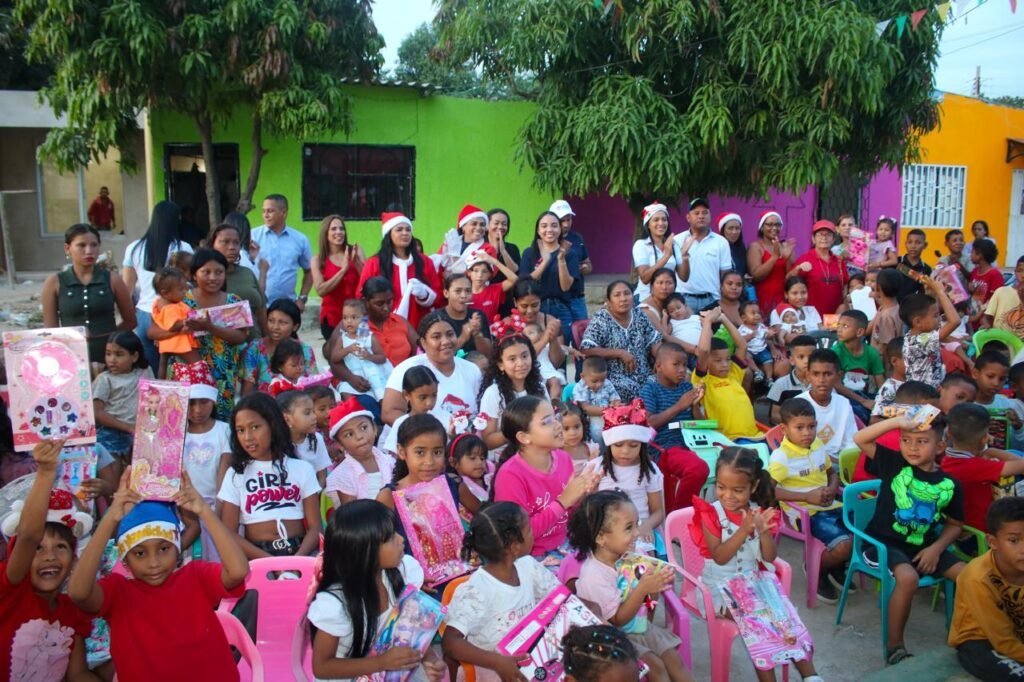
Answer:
[{"left": 31, "top": 438, "right": 66, "bottom": 471}]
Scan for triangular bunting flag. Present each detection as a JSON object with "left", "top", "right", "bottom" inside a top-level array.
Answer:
[
  {"left": 937, "top": 2, "right": 951, "bottom": 21},
  {"left": 875, "top": 18, "right": 893, "bottom": 35},
  {"left": 895, "top": 14, "right": 908, "bottom": 36},
  {"left": 911, "top": 8, "right": 928, "bottom": 29},
  {"left": 1011, "top": 0, "right": 1018, "bottom": 14}
]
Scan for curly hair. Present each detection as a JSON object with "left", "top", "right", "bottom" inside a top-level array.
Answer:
[{"left": 479, "top": 334, "right": 545, "bottom": 409}]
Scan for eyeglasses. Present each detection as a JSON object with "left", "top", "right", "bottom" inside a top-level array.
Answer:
[{"left": 762, "top": 222, "right": 782, "bottom": 228}]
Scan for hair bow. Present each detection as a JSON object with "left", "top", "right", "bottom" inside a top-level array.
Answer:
[
  {"left": 489, "top": 311, "right": 526, "bottom": 340},
  {"left": 601, "top": 398, "right": 649, "bottom": 430}
]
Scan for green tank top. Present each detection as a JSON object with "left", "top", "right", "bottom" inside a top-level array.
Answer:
[{"left": 57, "top": 266, "right": 117, "bottom": 363}]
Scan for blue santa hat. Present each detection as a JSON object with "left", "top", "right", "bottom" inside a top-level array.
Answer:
[{"left": 116, "top": 501, "right": 182, "bottom": 558}]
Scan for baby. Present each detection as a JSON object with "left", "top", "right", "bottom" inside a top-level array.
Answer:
[
  {"left": 151, "top": 267, "right": 201, "bottom": 377},
  {"left": 775, "top": 308, "right": 806, "bottom": 337},
  {"left": 665, "top": 293, "right": 702, "bottom": 349},
  {"left": 738, "top": 301, "right": 773, "bottom": 384}
]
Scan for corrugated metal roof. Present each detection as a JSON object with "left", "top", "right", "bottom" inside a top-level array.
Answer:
[{"left": 337, "top": 77, "right": 444, "bottom": 93}]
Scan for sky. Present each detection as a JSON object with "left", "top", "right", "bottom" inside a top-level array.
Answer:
[{"left": 373, "top": 0, "right": 1024, "bottom": 99}]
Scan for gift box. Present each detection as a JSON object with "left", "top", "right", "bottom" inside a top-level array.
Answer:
[
  {"left": 368, "top": 586, "right": 446, "bottom": 682},
  {"left": 58, "top": 445, "right": 98, "bottom": 500},
  {"left": 721, "top": 571, "right": 813, "bottom": 671},
  {"left": 129, "top": 379, "right": 190, "bottom": 499},
  {"left": 392, "top": 476, "right": 471, "bottom": 587},
  {"left": 187, "top": 300, "right": 253, "bottom": 336}
]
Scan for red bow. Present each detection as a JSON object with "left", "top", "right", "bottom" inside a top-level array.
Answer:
[
  {"left": 61, "top": 514, "right": 76, "bottom": 528},
  {"left": 489, "top": 311, "right": 526, "bottom": 340},
  {"left": 601, "top": 399, "right": 650, "bottom": 431}
]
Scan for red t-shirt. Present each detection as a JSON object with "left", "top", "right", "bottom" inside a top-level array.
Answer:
[
  {"left": 0, "top": 562, "right": 92, "bottom": 680},
  {"left": 970, "top": 267, "right": 1004, "bottom": 305},
  {"left": 99, "top": 560, "right": 245, "bottom": 682},
  {"left": 471, "top": 283, "right": 505, "bottom": 323},
  {"left": 853, "top": 429, "right": 901, "bottom": 483},
  {"left": 793, "top": 251, "right": 848, "bottom": 315},
  {"left": 941, "top": 454, "right": 1005, "bottom": 530}
]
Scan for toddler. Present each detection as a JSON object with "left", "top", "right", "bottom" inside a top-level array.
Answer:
[
  {"left": 325, "top": 397, "right": 394, "bottom": 505},
  {"left": 866, "top": 216, "right": 898, "bottom": 272},
  {"left": 664, "top": 293, "right": 701, "bottom": 354},
  {"left": 572, "top": 356, "right": 622, "bottom": 443},
  {"left": 738, "top": 300, "right": 774, "bottom": 384},
  {"left": 899, "top": 276, "right": 961, "bottom": 386},
  {"left": 151, "top": 267, "right": 201, "bottom": 376},
  {"left": 278, "top": 390, "right": 332, "bottom": 487},
  {"left": 334, "top": 299, "right": 392, "bottom": 401},
  {"left": 771, "top": 277, "right": 821, "bottom": 343},
  {"left": 523, "top": 321, "right": 566, "bottom": 400},
  {"left": 93, "top": 331, "right": 153, "bottom": 462},
  {"left": 561, "top": 401, "right": 599, "bottom": 465},
  {"left": 448, "top": 433, "right": 492, "bottom": 503},
  {"left": 563, "top": 625, "right": 643, "bottom": 682},
  {"left": 267, "top": 338, "right": 310, "bottom": 396},
  {"left": 183, "top": 379, "right": 231, "bottom": 560},
  {"left": 870, "top": 337, "right": 906, "bottom": 421},
  {"left": 306, "top": 384, "right": 340, "bottom": 464},
  {"left": 463, "top": 350, "right": 490, "bottom": 375}
]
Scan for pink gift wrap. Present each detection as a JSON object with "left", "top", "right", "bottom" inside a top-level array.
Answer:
[
  {"left": 3, "top": 327, "right": 96, "bottom": 450},
  {"left": 721, "top": 571, "right": 814, "bottom": 671},
  {"left": 187, "top": 300, "right": 253, "bottom": 336},
  {"left": 393, "top": 476, "right": 470, "bottom": 587},
  {"left": 130, "top": 379, "right": 189, "bottom": 499},
  {"left": 366, "top": 585, "right": 446, "bottom": 682}
]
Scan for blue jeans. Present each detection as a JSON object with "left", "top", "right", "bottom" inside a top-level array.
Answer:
[
  {"left": 683, "top": 292, "right": 718, "bottom": 313},
  {"left": 809, "top": 508, "right": 851, "bottom": 551},
  {"left": 134, "top": 309, "right": 160, "bottom": 374},
  {"left": 541, "top": 299, "right": 574, "bottom": 346}
]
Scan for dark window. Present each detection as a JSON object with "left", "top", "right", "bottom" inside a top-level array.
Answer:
[
  {"left": 302, "top": 144, "right": 415, "bottom": 221},
  {"left": 817, "top": 166, "right": 863, "bottom": 223}
]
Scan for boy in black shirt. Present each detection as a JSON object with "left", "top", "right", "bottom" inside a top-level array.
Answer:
[{"left": 854, "top": 412, "right": 967, "bottom": 665}]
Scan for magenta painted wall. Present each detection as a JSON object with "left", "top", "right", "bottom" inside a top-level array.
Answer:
[{"left": 860, "top": 166, "right": 904, "bottom": 242}]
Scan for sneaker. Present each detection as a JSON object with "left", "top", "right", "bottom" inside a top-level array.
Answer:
[
  {"left": 816, "top": 575, "right": 839, "bottom": 604},
  {"left": 828, "top": 566, "right": 857, "bottom": 593},
  {"left": 863, "top": 546, "right": 879, "bottom": 569},
  {"left": 753, "top": 369, "right": 766, "bottom": 383}
]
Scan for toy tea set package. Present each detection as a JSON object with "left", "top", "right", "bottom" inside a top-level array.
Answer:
[
  {"left": 720, "top": 571, "right": 814, "bottom": 671},
  {"left": 392, "top": 476, "right": 472, "bottom": 587},
  {"left": 363, "top": 586, "right": 446, "bottom": 682},
  {"left": 129, "top": 379, "right": 190, "bottom": 499}
]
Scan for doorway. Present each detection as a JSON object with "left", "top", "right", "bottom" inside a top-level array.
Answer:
[{"left": 163, "top": 143, "right": 240, "bottom": 241}]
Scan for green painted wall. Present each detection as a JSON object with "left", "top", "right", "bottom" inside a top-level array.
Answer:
[{"left": 149, "top": 86, "right": 549, "bottom": 265}]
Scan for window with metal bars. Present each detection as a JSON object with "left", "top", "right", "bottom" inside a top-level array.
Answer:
[
  {"left": 302, "top": 144, "right": 415, "bottom": 221},
  {"left": 900, "top": 164, "right": 967, "bottom": 229}
]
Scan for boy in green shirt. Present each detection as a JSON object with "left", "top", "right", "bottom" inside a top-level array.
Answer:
[{"left": 832, "top": 309, "right": 884, "bottom": 424}]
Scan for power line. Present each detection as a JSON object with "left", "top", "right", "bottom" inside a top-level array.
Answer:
[{"left": 943, "top": 23, "right": 1024, "bottom": 56}]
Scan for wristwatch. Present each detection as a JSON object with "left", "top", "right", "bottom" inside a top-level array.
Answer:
[{"left": 297, "top": 295, "right": 308, "bottom": 303}]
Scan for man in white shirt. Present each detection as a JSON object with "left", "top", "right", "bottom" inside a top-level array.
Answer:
[
  {"left": 251, "top": 194, "right": 314, "bottom": 310},
  {"left": 674, "top": 197, "right": 732, "bottom": 312}
]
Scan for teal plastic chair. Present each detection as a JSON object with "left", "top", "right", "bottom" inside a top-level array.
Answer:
[{"left": 835, "top": 480, "right": 956, "bottom": 661}]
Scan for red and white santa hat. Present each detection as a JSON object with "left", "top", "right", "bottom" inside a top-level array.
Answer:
[
  {"left": 642, "top": 202, "right": 669, "bottom": 227},
  {"left": 465, "top": 244, "right": 497, "bottom": 271},
  {"left": 328, "top": 396, "right": 375, "bottom": 439},
  {"left": 457, "top": 204, "right": 488, "bottom": 230},
  {"left": 188, "top": 374, "right": 218, "bottom": 402},
  {"left": 601, "top": 399, "right": 655, "bottom": 446},
  {"left": 717, "top": 212, "right": 742, "bottom": 232},
  {"left": 757, "top": 210, "right": 783, "bottom": 235},
  {"left": 1, "top": 487, "right": 94, "bottom": 539},
  {"left": 382, "top": 212, "right": 413, "bottom": 238}
]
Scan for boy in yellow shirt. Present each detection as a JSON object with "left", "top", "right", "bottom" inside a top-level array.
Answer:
[
  {"left": 949, "top": 496, "right": 1024, "bottom": 680},
  {"left": 692, "top": 307, "right": 761, "bottom": 440}
]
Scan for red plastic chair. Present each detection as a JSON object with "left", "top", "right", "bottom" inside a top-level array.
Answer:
[
  {"left": 440, "top": 574, "right": 476, "bottom": 682},
  {"left": 775, "top": 503, "right": 828, "bottom": 608},
  {"left": 664, "top": 507, "right": 792, "bottom": 682},
  {"left": 216, "top": 610, "right": 265, "bottom": 682},
  {"left": 571, "top": 319, "right": 590, "bottom": 348},
  {"left": 763, "top": 424, "right": 785, "bottom": 450}
]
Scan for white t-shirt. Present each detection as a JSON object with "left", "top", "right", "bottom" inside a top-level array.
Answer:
[
  {"left": 379, "top": 414, "right": 408, "bottom": 456},
  {"left": 669, "top": 316, "right": 702, "bottom": 347},
  {"left": 306, "top": 555, "right": 424, "bottom": 682},
  {"left": 444, "top": 556, "right": 562, "bottom": 654},
  {"left": 596, "top": 462, "right": 664, "bottom": 521},
  {"left": 672, "top": 230, "right": 732, "bottom": 297},
  {"left": 478, "top": 384, "right": 550, "bottom": 421},
  {"left": 385, "top": 355, "right": 483, "bottom": 425},
  {"left": 770, "top": 306, "right": 822, "bottom": 332},
  {"left": 738, "top": 323, "right": 769, "bottom": 353},
  {"left": 795, "top": 391, "right": 858, "bottom": 464},
  {"left": 122, "top": 238, "right": 194, "bottom": 312},
  {"left": 632, "top": 238, "right": 684, "bottom": 300},
  {"left": 217, "top": 457, "right": 321, "bottom": 525},
  {"left": 183, "top": 421, "right": 232, "bottom": 502},
  {"left": 294, "top": 432, "right": 332, "bottom": 474}
]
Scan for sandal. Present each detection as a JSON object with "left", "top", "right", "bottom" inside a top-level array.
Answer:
[{"left": 886, "top": 645, "right": 914, "bottom": 665}]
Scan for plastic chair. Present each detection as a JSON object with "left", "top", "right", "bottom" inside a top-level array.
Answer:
[
  {"left": 764, "top": 424, "right": 785, "bottom": 450},
  {"left": 320, "top": 492, "right": 335, "bottom": 527},
  {"left": 664, "top": 507, "right": 792, "bottom": 682},
  {"left": 776, "top": 503, "right": 827, "bottom": 608},
  {"left": 973, "top": 327, "right": 1024, "bottom": 358},
  {"left": 834, "top": 480, "right": 955, "bottom": 662},
  {"left": 216, "top": 610, "right": 265, "bottom": 682},
  {"left": 439, "top": 574, "right": 476, "bottom": 682},
  {"left": 677, "top": 424, "right": 770, "bottom": 497},
  {"left": 838, "top": 447, "right": 860, "bottom": 487},
  {"left": 571, "top": 319, "right": 590, "bottom": 348}
]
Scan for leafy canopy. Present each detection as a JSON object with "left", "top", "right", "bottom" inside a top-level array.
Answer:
[{"left": 437, "top": 0, "right": 943, "bottom": 208}]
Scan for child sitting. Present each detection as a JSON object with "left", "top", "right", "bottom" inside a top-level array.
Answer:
[
  {"left": 939, "top": 372, "right": 979, "bottom": 415},
  {"left": 771, "top": 277, "right": 822, "bottom": 343},
  {"left": 442, "top": 502, "right": 563, "bottom": 682},
  {"left": 325, "top": 396, "right": 394, "bottom": 505},
  {"left": 869, "top": 269, "right": 903, "bottom": 354},
  {"left": 448, "top": 433, "right": 492, "bottom": 503},
  {"left": 973, "top": 351, "right": 1024, "bottom": 450},
  {"left": 267, "top": 338, "right": 311, "bottom": 396},
  {"left": 854, "top": 412, "right": 967, "bottom": 665},
  {"left": 831, "top": 309, "right": 885, "bottom": 423},
  {"left": 865, "top": 216, "right": 898, "bottom": 272},
  {"left": 183, "top": 379, "right": 231, "bottom": 560},
  {"left": 93, "top": 331, "right": 153, "bottom": 463},
  {"left": 306, "top": 384, "right": 340, "bottom": 464},
  {"left": 307, "top": 499, "right": 445, "bottom": 681},
  {"left": 941, "top": 403, "right": 1024, "bottom": 533},
  {"left": 0, "top": 440, "right": 93, "bottom": 681},
  {"left": 278, "top": 390, "right": 333, "bottom": 487},
  {"left": 572, "top": 356, "right": 622, "bottom": 443},
  {"left": 379, "top": 366, "right": 438, "bottom": 457},
  {"left": 479, "top": 334, "right": 550, "bottom": 450},
  {"left": 333, "top": 299, "right": 392, "bottom": 401},
  {"left": 738, "top": 300, "right": 775, "bottom": 384},
  {"left": 68, "top": 477, "right": 250, "bottom": 682},
  {"left": 570, "top": 491, "right": 692, "bottom": 682},
  {"left": 151, "top": 267, "right": 201, "bottom": 376},
  {"left": 948, "top": 497, "right": 1024, "bottom": 680},
  {"left": 693, "top": 307, "right": 761, "bottom": 441},
  {"left": 795, "top": 349, "right": 858, "bottom": 464},
  {"left": 767, "top": 335, "right": 816, "bottom": 423},
  {"left": 769, "top": 398, "right": 852, "bottom": 604},
  {"left": 870, "top": 337, "right": 906, "bottom": 423},
  {"left": 899, "top": 277, "right": 961, "bottom": 386},
  {"left": 562, "top": 625, "right": 643, "bottom": 682},
  {"left": 854, "top": 381, "right": 940, "bottom": 484},
  {"left": 688, "top": 448, "right": 823, "bottom": 682},
  {"left": 561, "top": 401, "right": 598, "bottom": 465},
  {"left": 664, "top": 293, "right": 701, "bottom": 355}
]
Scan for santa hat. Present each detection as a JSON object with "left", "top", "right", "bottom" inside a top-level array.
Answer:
[
  {"left": 188, "top": 374, "right": 218, "bottom": 402},
  {"left": 757, "top": 210, "right": 782, "bottom": 235},
  {"left": 601, "top": 399, "right": 655, "bottom": 446},
  {"left": 382, "top": 212, "right": 413, "bottom": 238},
  {"left": 465, "top": 244, "right": 497, "bottom": 272},
  {"left": 329, "top": 396, "right": 374, "bottom": 439},
  {"left": 457, "top": 204, "right": 487, "bottom": 230},
  {"left": 1, "top": 486, "right": 94, "bottom": 539},
  {"left": 642, "top": 202, "right": 669, "bottom": 227},
  {"left": 717, "top": 212, "right": 742, "bottom": 232},
  {"left": 116, "top": 501, "right": 181, "bottom": 558}
]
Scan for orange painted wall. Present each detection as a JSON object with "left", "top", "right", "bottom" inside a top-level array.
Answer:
[{"left": 900, "top": 93, "right": 1024, "bottom": 264}]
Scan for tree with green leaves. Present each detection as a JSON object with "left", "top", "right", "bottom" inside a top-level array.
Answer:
[
  {"left": 437, "top": 0, "right": 944, "bottom": 231},
  {"left": 394, "top": 23, "right": 479, "bottom": 93},
  {"left": 14, "top": 0, "right": 383, "bottom": 226}
]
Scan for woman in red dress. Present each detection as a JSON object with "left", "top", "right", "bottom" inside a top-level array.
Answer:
[
  {"left": 311, "top": 214, "right": 365, "bottom": 341},
  {"left": 746, "top": 210, "right": 795, "bottom": 318},
  {"left": 789, "top": 219, "right": 849, "bottom": 315}
]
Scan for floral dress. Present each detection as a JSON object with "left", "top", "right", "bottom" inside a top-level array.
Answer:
[
  {"left": 241, "top": 337, "right": 318, "bottom": 394},
  {"left": 579, "top": 308, "right": 661, "bottom": 402},
  {"left": 180, "top": 291, "right": 246, "bottom": 419}
]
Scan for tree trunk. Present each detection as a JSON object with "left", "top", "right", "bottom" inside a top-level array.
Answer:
[
  {"left": 235, "top": 112, "right": 266, "bottom": 215},
  {"left": 194, "top": 113, "right": 222, "bottom": 231}
]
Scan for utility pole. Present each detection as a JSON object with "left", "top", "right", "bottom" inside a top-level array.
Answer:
[{"left": 973, "top": 66, "right": 981, "bottom": 98}]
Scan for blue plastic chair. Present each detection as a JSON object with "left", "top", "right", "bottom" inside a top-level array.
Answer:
[{"left": 835, "top": 480, "right": 955, "bottom": 661}]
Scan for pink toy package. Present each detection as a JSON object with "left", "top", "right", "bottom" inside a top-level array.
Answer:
[
  {"left": 367, "top": 585, "right": 446, "bottom": 682},
  {"left": 932, "top": 264, "right": 970, "bottom": 305},
  {"left": 129, "top": 379, "right": 189, "bottom": 500},
  {"left": 3, "top": 327, "right": 96, "bottom": 450},
  {"left": 187, "top": 300, "right": 253, "bottom": 336},
  {"left": 392, "top": 476, "right": 470, "bottom": 587},
  {"left": 296, "top": 371, "right": 333, "bottom": 390},
  {"left": 58, "top": 445, "right": 98, "bottom": 500},
  {"left": 847, "top": 228, "right": 869, "bottom": 270},
  {"left": 721, "top": 571, "right": 813, "bottom": 671}
]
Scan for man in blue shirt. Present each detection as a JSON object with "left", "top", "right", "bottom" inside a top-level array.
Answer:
[{"left": 251, "top": 194, "right": 314, "bottom": 310}]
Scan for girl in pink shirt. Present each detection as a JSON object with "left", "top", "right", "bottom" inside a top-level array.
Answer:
[{"left": 492, "top": 395, "right": 599, "bottom": 559}]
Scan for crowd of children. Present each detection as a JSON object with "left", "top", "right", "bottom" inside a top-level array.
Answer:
[{"left": 2, "top": 214, "right": 1024, "bottom": 682}]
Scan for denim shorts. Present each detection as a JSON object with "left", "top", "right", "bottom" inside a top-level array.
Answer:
[
  {"left": 809, "top": 508, "right": 852, "bottom": 550},
  {"left": 96, "top": 426, "right": 133, "bottom": 459},
  {"left": 750, "top": 348, "right": 774, "bottom": 366}
]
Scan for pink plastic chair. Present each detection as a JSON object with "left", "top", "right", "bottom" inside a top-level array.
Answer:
[
  {"left": 664, "top": 507, "right": 792, "bottom": 682},
  {"left": 764, "top": 424, "right": 785, "bottom": 450},
  {"left": 558, "top": 552, "right": 693, "bottom": 671},
  {"left": 216, "top": 610, "right": 265, "bottom": 682},
  {"left": 775, "top": 503, "right": 827, "bottom": 608}
]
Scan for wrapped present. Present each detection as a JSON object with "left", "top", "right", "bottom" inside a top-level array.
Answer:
[
  {"left": 296, "top": 371, "right": 334, "bottom": 390},
  {"left": 720, "top": 571, "right": 813, "bottom": 671},
  {"left": 987, "top": 408, "right": 1010, "bottom": 449},
  {"left": 368, "top": 586, "right": 446, "bottom": 682},
  {"left": 130, "top": 379, "right": 189, "bottom": 500},
  {"left": 847, "top": 228, "right": 869, "bottom": 270},
  {"left": 58, "top": 445, "right": 98, "bottom": 500},
  {"left": 3, "top": 327, "right": 96, "bottom": 450},
  {"left": 880, "top": 403, "right": 942, "bottom": 431},
  {"left": 392, "top": 476, "right": 471, "bottom": 587},
  {"left": 932, "top": 264, "right": 970, "bottom": 305},
  {"left": 187, "top": 300, "right": 253, "bottom": 336},
  {"left": 615, "top": 553, "right": 678, "bottom": 634}
]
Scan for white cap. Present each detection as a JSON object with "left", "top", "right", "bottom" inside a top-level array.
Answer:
[
  {"left": 549, "top": 200, "right": 575, "bottom": 219},
  {"left": 189, "top": 383, "right": 219, "bottom": 401}
]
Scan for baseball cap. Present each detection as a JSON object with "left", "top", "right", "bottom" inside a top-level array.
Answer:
[
  {"left": 549, "top": 200, "right": 575, "bottom": 219},
  {"left": 812, "top": 219, "right": 837, "bottom": 234},
  {"left": 688, "top": 197, "right": 709, "bottom": 211}
]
